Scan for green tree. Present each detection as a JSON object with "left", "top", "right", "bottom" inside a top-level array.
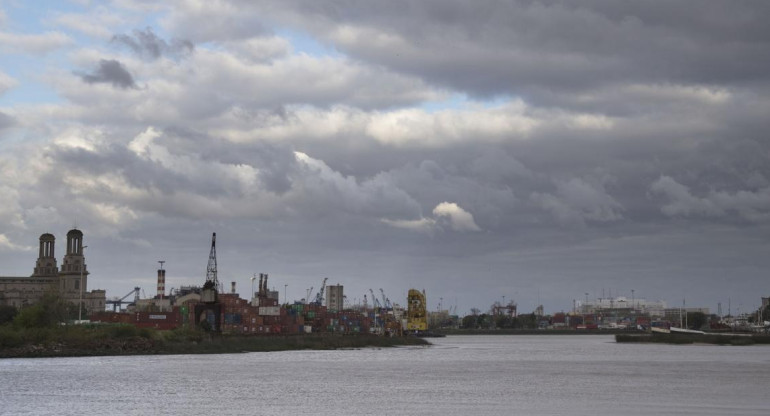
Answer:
[
  {"left": 477, "top": 314, "right": 492, "bottom": 329},
  {"left": 0, "top": 305, "right": 17, "bottom": 325},
  {"left": 686, "top": 311, "right": 707, "bottom": 330},
  {"left": 461, "top": 314, "right": 477, "bottom": 328},
  {"left": 13, "top": 294, "right": 71, "bottom": 328},
  {"left": 495, "top": 315, "right": 512, "bottom": 328},
  {"left": 516, "top": 314, "right": 538, "bottom": 329}
]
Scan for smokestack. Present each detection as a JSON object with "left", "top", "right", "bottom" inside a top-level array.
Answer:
[
  {"left": 263, "top": 273, "right": 268, "bottom": 294},
  {"left": 258, "top": 273, "right": 264, "bottom": 297},
  {"left": 157, "top": 264, "right": 166, "bottom": 299},
  {"left": 231, "top": 281, "right": 236, "bottom": 294}
]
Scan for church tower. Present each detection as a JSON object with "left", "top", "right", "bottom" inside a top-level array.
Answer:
[
  {"left": 32, "top": 233, "right": 58, "bottom": 277},
  {"left": 59, "top": 229, "right": 88, "bottom": 294}
]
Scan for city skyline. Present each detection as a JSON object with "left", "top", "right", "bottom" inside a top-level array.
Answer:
[{"left": 1, "top": 1, "right": 769, "bottom": 315}]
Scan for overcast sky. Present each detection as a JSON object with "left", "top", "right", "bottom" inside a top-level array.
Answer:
[{"left": 1, "top": 1, "right": 769, "bottom": 315}]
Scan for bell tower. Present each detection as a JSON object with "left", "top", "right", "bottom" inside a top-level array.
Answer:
[
  {"left": 59, "top": 229, "right": 88, "bottom": 294},
  {"left": 32, "top": 233, "right": 58, "bottom": 277}
]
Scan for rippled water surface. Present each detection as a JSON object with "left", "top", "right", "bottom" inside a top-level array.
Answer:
[{"left": 1, "top": 335, "right": 769, "bottom": 415}]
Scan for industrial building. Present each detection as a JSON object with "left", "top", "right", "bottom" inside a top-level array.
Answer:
[
  {"left": 326, "top": 284, "right": 343, "bottom": 312},
  {"left": 0, "top": 229, "right": 105, "bottom": 313}
]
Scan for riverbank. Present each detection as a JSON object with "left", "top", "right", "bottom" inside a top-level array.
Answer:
[
  {"left": 616, "top": 333, "right": 770, "bottom": 345},
  {"left": 436, "top": 328, "right": 642, "bottom": 336},
  {"left": 0, "top": 324, "right": 430, "bottom": 358}
]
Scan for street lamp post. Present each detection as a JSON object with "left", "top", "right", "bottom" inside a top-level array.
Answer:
[{"left": 78, "top": 245, "right": 88, "bottom": 322}]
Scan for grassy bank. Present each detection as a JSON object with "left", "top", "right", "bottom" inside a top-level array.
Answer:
[
  {"left": 0, "top": 324, "right": 430, "bottom": 358},
  {"left": 616, "top": 333, "right": 770, "bottom": 345}
]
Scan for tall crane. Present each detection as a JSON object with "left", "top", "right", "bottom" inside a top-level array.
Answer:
[
  {"left": 369, "top": 289, "right": 382, "bottom": 309},
  {"left": 312, "top": 277, "right": 328, "bottom": 305},
  {"left": 205, "top": 232, "right": 219, "bottom": 292},
  {"left": 200, "top": 232, "right": 221, "bottom": 304},
  {"left": 380, "top": 288, "right": 392, "bottom": 310}
]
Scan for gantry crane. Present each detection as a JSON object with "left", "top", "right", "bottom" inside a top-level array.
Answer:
[{"left": 106, "top": 287, "right": 140, "bottom": 312}]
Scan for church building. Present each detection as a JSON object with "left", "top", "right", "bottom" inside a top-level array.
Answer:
[{"left": 0, "top": 229, "right": 106, "bottom": 313}]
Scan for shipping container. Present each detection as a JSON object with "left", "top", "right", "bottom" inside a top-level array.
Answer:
[{"left": 259, "top": 306, "right": 280, "bottom": 316}]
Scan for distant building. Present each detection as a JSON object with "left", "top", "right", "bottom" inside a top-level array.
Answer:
[
  {"left": 580, "top": 296, "right": 667, "bottom": 317},
  {"left": 326, "top": 284, "right": 343, "bottom": 312},
  {"left": 0, "top": 230, "right": 105, "bottom": 313},
  {"left": 663, "top": 307, "right": 710, "bottom": 325},
  {"left": 492, "top": 303, "right": 517, "bottom": 317}
]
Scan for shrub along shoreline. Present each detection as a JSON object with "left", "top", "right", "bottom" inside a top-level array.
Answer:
[{"left": 0, "top": 324, "right": 430, "bottom": 358}]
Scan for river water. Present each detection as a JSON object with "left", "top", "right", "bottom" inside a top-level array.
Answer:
[{"left": 1, "top": 335, "right": 768, "bottom": 415}]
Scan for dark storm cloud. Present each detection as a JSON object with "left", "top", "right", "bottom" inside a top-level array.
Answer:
[
  {"left": 254, "top": 0, "right": 770, "bottom": 105},
  {"left": 112, "top": 27, "right": 194, "bottom": 60},
  {"left": 162, "top": 127, "right": 297, "bottom": 194},
  {"left": 77, "top": 59, "right": 137, "bottom": 89},
  {"left": 53, "top": 145, "right": 187, "bottom": 195}
]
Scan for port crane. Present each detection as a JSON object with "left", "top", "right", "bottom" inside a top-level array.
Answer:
[
  {"left": 311, "top": 277, "right": 329, "bottom": 306},
  {"left": 369, "top": 289, "right": 382, "bottom": 310},
  {"left": 379, "top": 288, "right": 392, "bottom": 310},
  {"left": 106, "top": 287, "right": 140, "bottom": 312},
  {"left": 205, "top": 232, "right": 221, "bottom": 293}
]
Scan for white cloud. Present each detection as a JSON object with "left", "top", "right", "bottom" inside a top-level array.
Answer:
[
  {"left": 223, "top": 36, "right": 292, "bottom": 62},
  {"left": 366, "top": 101, "right": 539, "bottom": 147},
  {"left": 51, "top": 10, "right": 125, "bottom": 39},
  {"left": 160, "top": 0, "right": 266, "bottom": 42},
  {"left": 433, "top": 202, "right": 482, "bottom": 232},
  {"left": 51, "top": 45, "right": 439, "bottom": 130},
  {"left": 0, "top": 31, "right": 72, "bottom": 54},
  {"left": 380, "top": 217, "right": 436, "bottom": 233},
  {"left": 51, "top": 125, "right": 103, "bottom": 152},
  {"left": 382, "top": 201, "right": 481, "bottom": 233},
  {"left": 0, "top": 70, "right": 17, "bottom": 95}
]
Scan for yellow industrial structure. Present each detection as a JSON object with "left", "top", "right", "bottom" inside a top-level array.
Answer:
[{"left": 406, "top": 289, "right": 427, "bottom": 332}]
